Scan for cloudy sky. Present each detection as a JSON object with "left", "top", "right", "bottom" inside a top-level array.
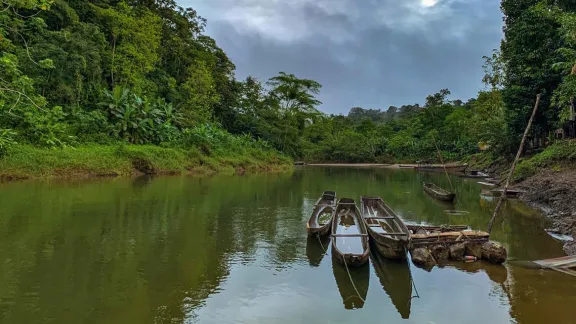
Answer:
[{"left": 187, "top": 0, "right": 503, "bottom": 114}]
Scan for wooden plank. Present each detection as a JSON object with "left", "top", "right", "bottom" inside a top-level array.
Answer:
[
  {"left": 411, "top": 230, "right": 489, "bottom": 239},
  {"left": 332, "top": 233, "right": 368, "bottom": 237},
  {"left": 364, "top": 216, "right": 395, "bottom": 220},
  {"left": 534, "top": 256, "right": 576, "bottom": 268},
  {"left": 407, "top": 225, "right": 469, "bottom": 232}
]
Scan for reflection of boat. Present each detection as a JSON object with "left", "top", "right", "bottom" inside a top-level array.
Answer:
[
  {"left": 360, "top": 197, "right": 410, "bottom": 259},
  {"left": 423, "top": 182, "right": 455, "bottom": 202},
  {"left": 305, "top": 235, "right": 330, "bottom": 267},
  {"left": 331, "top": 198, "right": 370, "bottom": 267},
  {"left": 306, "top": 191, "right": 336, "bottom": 236},
  {"left": 370, "top": 249, "right": 412, "bottom": 319},
  {"left": 332, "top": 253, "right": 369, "bottom": 310}
]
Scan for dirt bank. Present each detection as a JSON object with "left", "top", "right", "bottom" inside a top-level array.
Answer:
[{"left": 517, "top": 169, "right": 576, "bottom": 255}]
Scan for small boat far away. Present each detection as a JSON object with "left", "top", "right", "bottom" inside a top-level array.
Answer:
[
  {"left": 415, "top": 162, "right": 468, "bottom": 174},
  {"left": 360, "top": 197, "right": 410, "bottom": 259},
  {"left": 423, "top": 182, "right": 456, "bottom": 202},
  {"left": 370, "top": 249, "right": 412, "bottom": 319},
  {"left": 331, "top": 198, "right": 370, "bottom": 268},
  {"left": 306, "top": 191, "right": 336, "bottom": 236}
]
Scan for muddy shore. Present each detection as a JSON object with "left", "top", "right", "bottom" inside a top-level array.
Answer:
[{"left": 517, "top": 169, "right": 576, "bottom": 255}]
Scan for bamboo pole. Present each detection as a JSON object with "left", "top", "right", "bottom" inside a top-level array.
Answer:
[
  {"left": 431, "top": 135, "right": 455, "bottom": 193},
  {"left": 487, "top": 94, "right": 541, "bottom": 234}
]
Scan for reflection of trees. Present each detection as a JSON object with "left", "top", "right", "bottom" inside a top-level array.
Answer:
[
  {"left": 0, "top": 172, "right": 301, "bottom": 323},
  {"left": 0, "top": 168, "right": 573, "bottom": 323}
]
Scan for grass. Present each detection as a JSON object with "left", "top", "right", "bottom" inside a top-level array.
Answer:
[
  {"left": 0, "top": 144, "right": 293, "bottom": 180},
  {"left": 514, "top": 140, "right": 576, "bottom": 181}
]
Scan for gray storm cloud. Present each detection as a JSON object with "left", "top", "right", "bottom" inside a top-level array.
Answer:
[{"left": 186, "top": 0, "right": 503, "bottom": 114}]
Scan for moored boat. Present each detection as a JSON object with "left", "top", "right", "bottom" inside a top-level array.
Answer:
[
  {"left": 423, "top": 182, "right": 456, "bottom": 202},
  {"left": 306, "top": 191, "right": 336, "bottom": 236},
  {"left": 360, "top": 196, "right": 410, "bottom": 259},
  {"left": 415, "top": 163, "right": 468, "bottom": 173},
  {"left": 331, "top": 198, "right": 370, "bottom": 267},
  {"left": 370, "top": 249, "right": 412, "bottom": 319},
  {"left": 459, "top": 170, "right": 489, "bottom": 178}
]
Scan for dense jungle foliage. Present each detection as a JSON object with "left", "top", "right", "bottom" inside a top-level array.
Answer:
[{"left": 0, "top": 0, "right": 575, "bottom": 169}]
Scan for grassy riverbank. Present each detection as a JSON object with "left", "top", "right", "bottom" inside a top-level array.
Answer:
[{"left": 0, "top": 144, "right": 293, "bottom": 180}]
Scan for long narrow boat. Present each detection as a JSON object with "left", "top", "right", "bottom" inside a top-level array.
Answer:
[
  {"left": 331, "top": 198, "right": 370, "bottom": 267},
  {"left": 423, "top": 182, "right": 455, "bottom": 202},
  {"left": 306, "top": 191, "right": 336, "bottom": 236},
  {"left": 458, "top": 170, "right": 489, "bottom": 178},
  {"left": 360, "top": 197, "right": 410, "bottom": 259},
  {"left": 370, "top": 249, "right": 412, "bottom": 319},
  {"left": 415, "top": 163, "right": 468, "bottom": 173}
]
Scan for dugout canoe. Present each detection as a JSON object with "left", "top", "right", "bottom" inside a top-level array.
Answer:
[
  {"left": 306, "top": 191, "right": 336, "bottom": 236},
  {"left": 423, "top": 182, "right": 456, "bottom": 202},
  {"left": 331, "top": 198, "right": 370, "bottom": 268},
  {"left": 360, "top": 196, "right": 410, "bottom": 259}
]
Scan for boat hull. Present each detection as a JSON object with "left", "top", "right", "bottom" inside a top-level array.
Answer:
[
  {"left": 369, "top": 232, "right": 408, "bottom": 259},
  {"left": 360, "top": 197, "right": 410, "bottom": 260},
  {"left": 332, "top": 245, "right": 370, "bottom": 267},
  {"left": 331, "top": 198, "right": 370, "bottom": 268},
  {"left": 306, "top": 191, "right": 336, "bottom": 236},
  {"left": 415, "top": 165, "right": 467, "bottom": 173},
  {"left": 423, "top": 183, "right": 455, "bottom": 202}
]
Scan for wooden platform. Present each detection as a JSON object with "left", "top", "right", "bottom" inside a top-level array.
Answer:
[{"left": 534, "top": 255, "right": 576, "bottom": 276}]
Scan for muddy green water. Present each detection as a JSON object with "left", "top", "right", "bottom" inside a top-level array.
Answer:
[{"left": 0, "top": 167, "right": 574, "bottom": 324}]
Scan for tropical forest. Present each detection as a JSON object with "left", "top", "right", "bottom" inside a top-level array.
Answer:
[{"left": 1, "top": 0, "right": 576, "bottom": 177}]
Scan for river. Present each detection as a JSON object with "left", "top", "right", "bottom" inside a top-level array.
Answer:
[{"left": 0, "top": 167, "right": 574, "bottom": 323}]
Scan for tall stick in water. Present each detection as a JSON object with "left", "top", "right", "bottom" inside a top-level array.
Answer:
[
  {"left": 487, "top": 94, "right": 541, "bottom": 234},
  {"left": 432, "top": 135, "right": 455, "bottom": 193}
]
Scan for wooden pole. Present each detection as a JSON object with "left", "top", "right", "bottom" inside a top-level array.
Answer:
[
  {"left": 432, "top": 135, "right": 455, "bottom": 193},
  {"left": 487, "top": 94, "right": 541, "bottom": 234}
]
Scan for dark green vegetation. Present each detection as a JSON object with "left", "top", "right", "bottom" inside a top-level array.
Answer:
[
  {"left": 515, "top": 140, "right": 576, "bottom": 180},
  {"left": 1, "top": 0, "right": 576, "bottom": 177},
  {"left": 0, "top": 168, "right": 574, "bottom": 323}
]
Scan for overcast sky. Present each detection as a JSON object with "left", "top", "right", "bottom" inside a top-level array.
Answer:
[{"left": 187, "top": 0, "right": 503, "bottom": 115}]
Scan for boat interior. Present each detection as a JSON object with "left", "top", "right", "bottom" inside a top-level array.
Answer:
[{"left": 334, "top": 206, "right": 365, "bottom": 255}]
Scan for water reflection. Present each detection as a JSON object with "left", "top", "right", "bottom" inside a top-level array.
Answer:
[
  {"left": 370, "top": 248, "right": 412, "bottom": 319},
  {"left": 305, "top": 235, "right": 330, "bottom": 267},
  {"left": 0, "top": 168, "right": 574, "bottom": 324},
  {"left": 331, "top": 254, "right": 369, "bottom": 310}
]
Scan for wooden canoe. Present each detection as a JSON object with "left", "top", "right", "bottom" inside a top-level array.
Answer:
[
  {"left": 415, "top": 163, "right": 468, "bottom": 173},
  {"left": 332, "top": 252, "right": 370, "bottom": 309},
  {"left": 459, "top": 170, "right": 489, "bottom": 178},
  {"left": 423, "top": 182, "right": 455, "bottom": 202},
  {"left": 370, "top": 249, "right": 412, "bottom": 319},
  {"left": 331, "top": 198, "right": 370, "bottom": 268},
  {"left": 306, "top": 191, "right": 336, "bottom": 236},
  {"left": 360, "top": 197, "right": 410, "bottom": 259},
  {"left": 490, "top": 188, "right": 526, "bottom": 198}
]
